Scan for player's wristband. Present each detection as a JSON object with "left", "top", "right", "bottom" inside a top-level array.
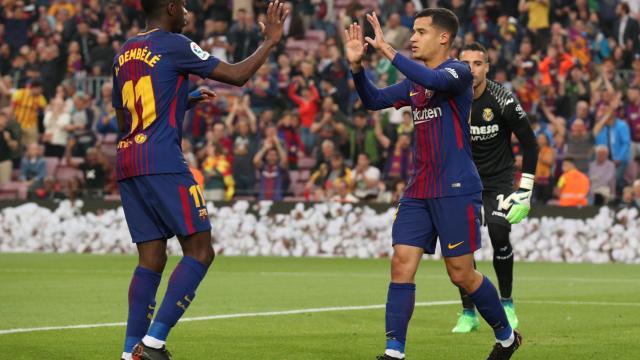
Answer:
[
  {"left": 519, "top": 173, "right": 534, "bottom": 191},
  {"left": 189, "top": 89, "right": 202, "bottom": 99}
]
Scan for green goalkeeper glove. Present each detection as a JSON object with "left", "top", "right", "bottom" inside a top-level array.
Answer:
[{"left": 500, "top": 173, "right": 534, "bottom": 224}]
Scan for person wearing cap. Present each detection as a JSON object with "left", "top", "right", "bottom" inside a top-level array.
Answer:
[{"left": 11, "top": 79, "right": 47, "bottom": 145}]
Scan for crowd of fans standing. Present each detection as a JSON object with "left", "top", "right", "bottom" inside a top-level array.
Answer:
[{"left": 1, "top": 0, "right": 640, "bottom": 209}]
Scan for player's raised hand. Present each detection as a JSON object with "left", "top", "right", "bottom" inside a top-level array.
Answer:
[
  {"left": 364, "top": 12, "right": 387, "bottom": 51},
  {"left": 344, "top": 23, "right": 367, "bottom": 68},
  {"left": 259, "top": 1, "right": 289, "bottom": 45}
]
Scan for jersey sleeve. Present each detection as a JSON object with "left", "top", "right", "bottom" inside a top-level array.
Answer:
[
  {"left": 352, "top": 70, "right": 410, "bottom": 110},
  {"left": 503, "top": 93, "right": 538, "bottom": 177},
  {"left": 391, "top": 53, "right": 472, "bottom": 94},
  {"left": 169, "top": 34, "right": 220, "bottom": 78},
  {"left": 111, "top": 70, "right": 123, "bottom": 109}
]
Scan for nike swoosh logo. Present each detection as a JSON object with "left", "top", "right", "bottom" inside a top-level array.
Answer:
[
  {"left": 409, "top": 91, "right": 419, "bottom": 97},
  {"left": 448, "top": 241, "right": 464, "bottom": 250}
]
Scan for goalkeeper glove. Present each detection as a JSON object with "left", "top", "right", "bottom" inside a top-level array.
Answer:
[{"left": 499, "top": 173, "right": 534, "bottom": 224}]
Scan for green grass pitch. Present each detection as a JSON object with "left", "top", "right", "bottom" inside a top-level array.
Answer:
[{"left": 0, "top": 254, "right": 639, "bottom": 359}]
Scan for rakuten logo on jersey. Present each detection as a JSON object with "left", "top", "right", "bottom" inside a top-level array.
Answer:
[
  {"left": 470, "top": 124, "right": 500, "bottom": 141},
  {"left": 413, "top": 106, "right": 442, "bottom": 125}
]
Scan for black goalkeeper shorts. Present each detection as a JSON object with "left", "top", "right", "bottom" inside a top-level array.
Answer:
[{"left": 482, "top": 190, "right": 512, "bottom": 229}]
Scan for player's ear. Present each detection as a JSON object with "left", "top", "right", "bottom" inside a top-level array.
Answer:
[{"left": 440, "top": 31, "right": 449, "bottom": 47}]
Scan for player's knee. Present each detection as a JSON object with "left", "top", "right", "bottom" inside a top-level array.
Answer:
[
  {"left": 488, "top": 224, "right": 511, "bottom": 251},
  {"left": 390, "top": 253, "right": 416, "bottom": 282},
  {"left": 189, "top": 245, "right": 215, "bottom": 267},
  {"left": 139, "top": 252, "right": 167, "bottom": 273},
  {"left": 447, "top": 267, "right": 474, "bottom": 289}
]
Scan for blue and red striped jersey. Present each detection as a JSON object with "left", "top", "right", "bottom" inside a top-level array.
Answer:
[
  {"left": 112, "top": 29, "right": 219, "bottom": 180},
  {"left": 353, "top": 54, "right": 482, "bottom": 199}
]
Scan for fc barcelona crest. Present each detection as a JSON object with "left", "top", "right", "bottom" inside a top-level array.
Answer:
[
  {"left": 425, "top": 89, "right": 434, "bottom": 99},
  {"left": 482, "top": 108, "right": 494, "bottom": 122}
]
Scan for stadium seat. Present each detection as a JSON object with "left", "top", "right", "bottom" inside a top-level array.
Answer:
[
  {"left": 102, "top": 133, "right": 118, "bottom": 144},
  {"left": 44, "top": 157, "right": 60, "bottom": 177},
  {"left": 55, "top": 166, "right": 84, "bottom": 183},
  {"left": 0, "top": 181, "right": 29, "bottom": 200},
  {"left": 298, "top": 157, "right": 316, "bottom": 169}
]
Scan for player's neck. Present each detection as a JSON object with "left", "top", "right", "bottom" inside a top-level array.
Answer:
[
  {"left": 424, "top": 53, "right": 449, "bottom": 69},
  {"left": 474, "top": 79, "right": 488, "bottom": 100},
  {"left": 144, "top": 19, "right": 171, "bottom": 34}
]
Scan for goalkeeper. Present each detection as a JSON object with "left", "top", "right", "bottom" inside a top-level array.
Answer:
[{"left": 451, "top": 42, "right": 539, "bottom": 333}]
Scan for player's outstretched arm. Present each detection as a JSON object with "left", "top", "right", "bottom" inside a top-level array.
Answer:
[
  {"left": 364, "top": 12, "right": 471, "bottom": 94},
  {"left": 501, "top": 96, "right": 538, "bottom": 224},
  {"left": 345, "top": 23, "right": 408, "bottom": 110},
  {"left": 208, "top": 1, "right": 288, "bottom": 87}
]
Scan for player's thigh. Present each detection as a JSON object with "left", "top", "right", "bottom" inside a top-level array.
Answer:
[
  {"left": 118, "top": 178, "right": 170, "bottom": 243},
  {"left": 482, "top": 191, "right": 512, "bottom": 229},
  {"left": 143, "top": 173, "right": 212, "bottom": 238},
  {"left": 392, "top": 197, "right": 438, "bottom": 254},
  {"left": 430, "top": 192, "right": 482, "bottom": 257}
]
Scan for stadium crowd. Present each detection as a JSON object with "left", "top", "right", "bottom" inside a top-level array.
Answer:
[{"left": 2, "top": 0, "right": 640, "bottom": 208}]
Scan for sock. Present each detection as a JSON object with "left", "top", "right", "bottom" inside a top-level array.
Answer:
[
  {"left": 489, "top": 224, "right": 513, "bottom": 299},
  {"left": 385, "top": 283, "right": 416, "bottom": 355},
  {"left": 458, "top": 286, "right": 476, "bottom": 314},
  {"left": 468, "top": 276, "right": 512, "bottom": 342},
  {"left": 145, "top": 256, "right": 208, "bottom": 347},
  {"left": 124, "top": 266, "right": 161, "bottom": 353}
]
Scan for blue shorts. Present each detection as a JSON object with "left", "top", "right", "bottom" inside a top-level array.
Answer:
[
  {"left": 392, "top": 192, "right": 482, "bottom": 257},
  {"left": 118, "top": 173, "right": 211, "bottom": 243}
]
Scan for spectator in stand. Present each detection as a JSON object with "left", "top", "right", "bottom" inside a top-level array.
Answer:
[
  {"left": 202, "top": 143, "right": 235, "bottom": 201},
  {"left": 383, "top": 13, "right": 411, "bottom": 50},
  {"left": 614, "top": 2, "right": 640, "bottom": 55},
  {"left": 253, "top": 136, "right": 288, "bottom": 201},
  {"left": 277, "top": 111, "right": 304, "bottom": 170},
  {"left": 226, "top": 101, "right": 259, "bottom": 197},
  {"left": 624, "top": 85, "right": 640, "bottom": 159},
  {"left": 593, "top": 94, "right": 631, "bottom": 192},
  {"left": 43, "top": 97, "right": 71, "bottom": 158},
  {"left": 68, "top": 91, "right": 95, "bottom": 157},
  {"left": 557, "top": 157, "right": 590, "bottom": 207},
  {"left": 564, "top": 118, "right": 594, "bottom": 174},
  {"left": 0, "top": 112, "right": 19, "bottom": 184},
  {"left": 95, "top": 82, "right": 119, "bottom": 135},
  {"left": 228, "top": 8, "right": 261, "bottom": 62},
  {"left": 351, "top": 153, "right": 383, "bottom": 202},
  {"left": 245, "top": 63, "right": 278, "bottom": 112},
  {"left": 288, "top": 76, "right": 320, "bottom": 152},
  {"left": 538, "top": 44, "right": 574, "bottom": 89},
  {"left": 19, "top": 143, "right": 46, "bottom": 191},
  {"left": 519, "top": 0, "right": 550, "bottom": 51},
  {"left": 534, "top": 133, "right": 556, "bottom": 204},
  {"left": 618, "top": 185, "right": 637, "bottom": 209},
  {"left": 346, "top": 111, "right": 379, "bottom": 167},
  {"left": 380, "top": 132, "right": 412, "bottom": 184},
  {"left": 589, "top": 146, "right": 616, "bottom": 205},
  {"left": 11, "top": 79, "right": 47, "bottom": 145},
  {"left": 330, "top": 178, "right": 358, "bottom": 203},
  {"left": 89, "top": 32, "right": 116, "bottom": 76},
  {"left": 64, "top": 147, "right": 109, "bottom": 198}
]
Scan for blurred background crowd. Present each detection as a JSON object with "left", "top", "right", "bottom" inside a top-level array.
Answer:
[{"left": 1, "top": 0, "right": 640, "bottom": 208}]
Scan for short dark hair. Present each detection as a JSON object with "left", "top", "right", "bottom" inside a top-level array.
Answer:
[
  {"left": 563, "top": 157, "right": 575, "bottom": 164},
  {"left": 141, "top": 0, "right": 171, "bottom": 16},
  {"left": 621, "top": 2, "right": 631, "bottom": 14},
  {"left": 415, "top": 8, "right": 459, "bottom": 46},
  {"left": 460, "top": 42, "right": 488, "bottom": 61}
]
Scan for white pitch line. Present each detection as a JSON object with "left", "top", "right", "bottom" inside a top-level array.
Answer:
[
  {"left": 1, "top": 300, "right": 640, "bottom": 336},
  {"left": 0, "top": 301, "right": 457, "bottom": 336}
]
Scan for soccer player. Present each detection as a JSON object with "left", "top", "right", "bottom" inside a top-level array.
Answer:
[
  {"left": 112, "top": 1, "right": 287, "bottom": 359},
  {"left": 344, "top": 9, "right": 522, "bottom": 360},
  {"left": 452, "top": 42, "right": 538, "bottom": 333}
]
